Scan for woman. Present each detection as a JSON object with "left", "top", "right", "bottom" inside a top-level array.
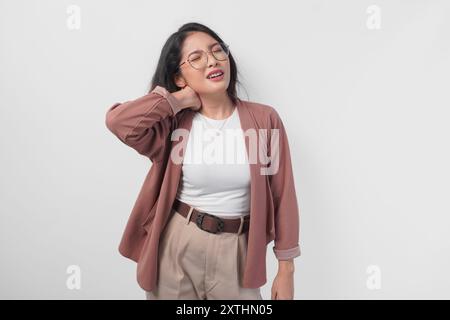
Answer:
[{"left": 105, "top": 22, "right": 301, "bottom": 300}]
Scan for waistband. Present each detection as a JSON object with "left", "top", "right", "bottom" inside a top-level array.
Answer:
[{"left": 172, "top": 198, "right": 250, "bottom": 235}]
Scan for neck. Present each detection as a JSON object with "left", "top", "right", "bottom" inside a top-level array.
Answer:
[{"left": 198, "top": 92, "right": 235, "bottom": 120}]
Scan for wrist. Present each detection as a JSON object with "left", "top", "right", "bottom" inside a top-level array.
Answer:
[
  {"left": 152, "top": 86, "right": 184, "bottom": 114},
  {"left": 277, "top": 260, "right": 295, "bottom": 274},
  {"left": 170, "top": 91, "right": 189, "bottom": 110}
]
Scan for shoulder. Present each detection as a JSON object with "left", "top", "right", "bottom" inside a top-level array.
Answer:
[{"left": 239, "top": 99, "right": 284, "bottom": 128}]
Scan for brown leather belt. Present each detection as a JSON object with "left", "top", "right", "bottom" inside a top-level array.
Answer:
[{"left": 172, "top": 198, "right": 250, "bottom": 234}]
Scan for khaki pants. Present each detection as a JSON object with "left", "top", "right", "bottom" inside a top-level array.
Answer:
[{"left": 145, "top": 207, "right": 263, "bottom": 300}]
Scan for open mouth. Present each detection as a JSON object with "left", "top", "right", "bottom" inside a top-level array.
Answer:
[{"left": 207, "top": 70, "right": 224, "bottom": 79}]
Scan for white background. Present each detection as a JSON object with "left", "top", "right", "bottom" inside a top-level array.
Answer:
[{"left": 1, "top": 0, "right": 449, "bottom": 299}]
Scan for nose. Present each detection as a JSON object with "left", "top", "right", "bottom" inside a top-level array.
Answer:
[{"left": 206, "top": 51, "right": 219, "bottom": 67}]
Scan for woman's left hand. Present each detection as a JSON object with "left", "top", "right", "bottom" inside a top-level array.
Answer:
[{"left": 271, "top": 267, "right": 295, "bottom": 299}]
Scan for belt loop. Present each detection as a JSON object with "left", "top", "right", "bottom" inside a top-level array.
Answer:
[
  {"left": 186, "top": 206, "right": 194, "bottom": 225},
  {"left": 237, "top": 216, "right": 244, "bottom": 235}
]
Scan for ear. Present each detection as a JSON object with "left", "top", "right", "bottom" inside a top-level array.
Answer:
[{"left": 174, "top": 72, "right": 186, "bottom": 89}]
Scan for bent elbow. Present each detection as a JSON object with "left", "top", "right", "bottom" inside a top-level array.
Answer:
[{"left": 105, "top": 102, "right": 122, "bottom": 134}]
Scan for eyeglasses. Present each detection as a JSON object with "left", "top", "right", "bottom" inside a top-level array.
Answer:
[{"left": 177, "top": 42, "right": 230, "bottom": 72}]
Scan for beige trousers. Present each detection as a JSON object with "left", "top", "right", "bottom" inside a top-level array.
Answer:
[{"left": 145, "top": 207, "right": 263, "bottom": 300}]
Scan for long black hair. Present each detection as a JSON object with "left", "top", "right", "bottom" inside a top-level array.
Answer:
[{"left": 148, "top": 22, "right": 243, "bottom": 105}]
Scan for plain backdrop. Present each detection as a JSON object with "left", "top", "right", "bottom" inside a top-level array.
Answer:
[{"left": 1, "top": 0, "right": 449, "bottom": 299}]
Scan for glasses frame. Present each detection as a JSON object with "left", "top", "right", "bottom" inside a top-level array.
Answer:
[{"left": 177, "top": 42, "right": 230, "bottom": 72}]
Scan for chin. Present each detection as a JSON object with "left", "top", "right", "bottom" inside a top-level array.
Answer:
[
  {"left": 200, "top": 84, "right": 227, "bottom": 94},
  {"left": 208, "top": 87, "right": 228, "bottom": 95}
]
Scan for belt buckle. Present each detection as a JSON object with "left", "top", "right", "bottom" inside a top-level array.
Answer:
[{"left": 195, "top": 211, "right": 224, "bottom": 234}]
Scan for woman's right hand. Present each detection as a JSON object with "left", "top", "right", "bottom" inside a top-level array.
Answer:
[{"left": 170, "top": 85, "right": 202, "bottom": 111}]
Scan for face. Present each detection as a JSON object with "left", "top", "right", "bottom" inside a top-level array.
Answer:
[{"left": 174, "top": 32, "right": 231, "bottom": 96}]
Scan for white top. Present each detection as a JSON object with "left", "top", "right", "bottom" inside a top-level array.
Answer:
[{"left": 175, "top": 106, "right": 251, "bottom": 218}]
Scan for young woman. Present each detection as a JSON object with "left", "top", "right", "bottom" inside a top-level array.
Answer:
[{"left": 105, "top": 22, "right": 301, "bottom": 300}]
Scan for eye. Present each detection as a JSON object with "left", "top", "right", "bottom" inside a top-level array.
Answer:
[{"left": 189, "top": 53, "right": 201, "bottom": 60}]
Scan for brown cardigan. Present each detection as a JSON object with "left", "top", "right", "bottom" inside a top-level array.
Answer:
[{"left": 105, "top": 85, "right": 301, "bottom": 291}]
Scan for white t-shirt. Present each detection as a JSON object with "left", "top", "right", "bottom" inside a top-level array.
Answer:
[{"left": 175, "top": 106, "right": 251, "bottom": 218}]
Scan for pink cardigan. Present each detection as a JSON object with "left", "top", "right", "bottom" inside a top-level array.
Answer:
[{"left": 105, "top": 85, "right": 301, "bottom": 291}]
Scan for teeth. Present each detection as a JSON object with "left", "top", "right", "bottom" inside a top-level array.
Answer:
[{"left": 208, "top": 72, "right": 223, "bottom": 78}]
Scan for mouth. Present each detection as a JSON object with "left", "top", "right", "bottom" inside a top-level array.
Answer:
[{"left": 206, "top": 69, "right": 225, "bottom": 80}]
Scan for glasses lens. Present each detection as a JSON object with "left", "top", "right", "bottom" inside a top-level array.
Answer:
[
  {"left": 189, "top": 52, "right": 207, "bottom": 70},
  {"left": 188, "top": 43, "right": 229, "bottom": 69},
  {"left": 212, "top": 43, "right": 229, "bottom": 61}
]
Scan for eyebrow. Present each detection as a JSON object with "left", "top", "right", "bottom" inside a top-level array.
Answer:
[{"left": 186, "top": 42, "right": 220, "bottom": 57}]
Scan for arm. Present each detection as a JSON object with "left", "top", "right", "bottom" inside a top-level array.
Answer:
[
  {"left": 268, "top": 107, "right": 301, "bottom": 260},
  {"left": 105, "top": 85, "right": 183, "bottom": 162},
  {"left": 268, "top": 108, "right": 301, "bottom": 300}
]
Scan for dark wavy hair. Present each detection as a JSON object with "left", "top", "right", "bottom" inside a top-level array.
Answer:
[{"left": 148, "top": 22, "right": 243, "bottom": 105}]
